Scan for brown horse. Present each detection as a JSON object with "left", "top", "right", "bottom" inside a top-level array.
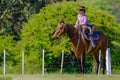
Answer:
[{"left": 53, "top": 20, "right": 108, "bottom": 74}]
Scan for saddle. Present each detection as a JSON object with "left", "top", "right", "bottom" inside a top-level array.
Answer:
[{"left": 82, "top": 31, "right": 99, "bottom": 41}]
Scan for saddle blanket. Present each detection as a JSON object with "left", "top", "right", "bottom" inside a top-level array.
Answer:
[{"left": 82, "top": 31, "right": 99, "bottom": 40}]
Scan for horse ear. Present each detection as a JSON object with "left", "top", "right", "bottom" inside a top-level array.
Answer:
[{"left": 59, "top": 19, "right": 65, "bottom": 24}]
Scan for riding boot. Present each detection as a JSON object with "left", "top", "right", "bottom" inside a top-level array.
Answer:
[{"left": 88, "top": 27, "right": 96, "bottom": 48}]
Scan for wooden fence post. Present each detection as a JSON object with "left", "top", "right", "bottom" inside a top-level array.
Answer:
[
  {"left": 60, "top": 50, "right": 64, "bottom": 74},
  {"left": 106, "top": 48, "right": 111, "bottom": 75},
  {"left": 3, "top": 49, "right": 6, "bottom": 75},
  {"left": 42, "top": 49, "right": 45, "bottom": 75},
  {"left": 22, "top": 50, "right": 24, "bottom": 75}
]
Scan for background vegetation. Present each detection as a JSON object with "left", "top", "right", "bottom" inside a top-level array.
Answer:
[{"left": 0, "top": 0, "right": 120, "bottom": 74}]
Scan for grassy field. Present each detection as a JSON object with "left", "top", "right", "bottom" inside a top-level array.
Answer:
[
  {"left": 0, "top": 74, "right": 120, "bottom": 80},
  {"left": 0, "top": 76, "right": 11, "bottom": 80}
]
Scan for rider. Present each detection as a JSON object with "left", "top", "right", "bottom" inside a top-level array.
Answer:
[
  {"left": 75, "top": 6, "right": 96, "bottom": 32},
  {"left": 75, "top": 6, "right": 96, "bottom": 47}
]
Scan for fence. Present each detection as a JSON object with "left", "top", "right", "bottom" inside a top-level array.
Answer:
[{"left": 1, "top": 48, "right": 112, "bottom": 75}]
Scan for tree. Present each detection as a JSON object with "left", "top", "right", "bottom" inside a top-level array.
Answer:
[
  {"left": 0, "top": 0, "right": 45, "bottom": 40},
  {"left": 16, "top": 1, "right": 120, "bottom": 73}
]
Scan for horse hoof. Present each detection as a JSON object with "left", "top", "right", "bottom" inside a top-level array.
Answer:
[{"left": 80, "top": 73, "right": 84, "bottom": 75}]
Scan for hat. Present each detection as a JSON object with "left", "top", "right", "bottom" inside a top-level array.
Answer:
[{"left": 79, "top": 6, "right": 86, "bottom": 11}]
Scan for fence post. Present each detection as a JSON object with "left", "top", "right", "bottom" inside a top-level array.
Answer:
[
  {"left": 3, "top": 49, "right": 6, "bottom": 75},
  {"left": 42, "top": 49, "right": 45, "bottom": 75},
  {"left": 22, "top": 50, "right": 24, "bottom": 75},
  {"left": 60, "top": 50, "right": 64, "bottom": 74},
  {"left": 106, "top": 48, "right": 111, "bottom": 75}
]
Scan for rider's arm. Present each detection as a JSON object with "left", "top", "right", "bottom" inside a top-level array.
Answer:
[
  {"left": 75, "top": 17, "right": 82, "bottom": 28},
  {"left": 75, "top": 24, "right": 82, "bottom": 28},
  {"left": 74, "top": 17, "right": 79, "bottom": 28},
  {"left": 81, "top": 15, "right": 88, "bottom": 25},
  {"left": 75, "top": 15, "right": 88, "bottom": 28}
]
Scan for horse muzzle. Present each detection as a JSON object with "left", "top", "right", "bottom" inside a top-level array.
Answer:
[{"left": 53, "top": 36, "right": 59, "bottom": 39}]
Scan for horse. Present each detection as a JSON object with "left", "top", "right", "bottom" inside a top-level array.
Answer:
[{"left": 53, "top": 20, "right": 108, "bottom": 74}]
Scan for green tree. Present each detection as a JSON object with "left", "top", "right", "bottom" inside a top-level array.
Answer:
[
  {"left": 16, "top": 2, "right": 120, "bottom": 73},
  {"left": 0, "top": 0, "right": 45, "bottom": 39}
]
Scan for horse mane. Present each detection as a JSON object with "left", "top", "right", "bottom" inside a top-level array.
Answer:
[
  {"left": 64, "top": 22, "right": 77, "bottom": 39},
  {"left": 65, "top": 22, "right": 76, "bottom": 30}
]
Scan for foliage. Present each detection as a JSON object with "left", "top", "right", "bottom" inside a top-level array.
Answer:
[
  {"left": 0, "top": 35, "right": 15, "bottom": 74},
  {"left": 16, "top": 1, "right": 120, "bottom": 73},
  {"left": 0, "top": 0, "right": 45, "bottom": 39},
  {"left": 105, "top": 0, "right": 120, "bottom": 23},
  {"left": 0, "top": 0, "right": 120, "bottom": 74}
]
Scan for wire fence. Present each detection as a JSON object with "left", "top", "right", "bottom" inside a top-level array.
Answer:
[
  {"left": 0, "top": 48, "right": 119, "bottom": 75},
  {"left": 45, "top": 53, "right": 93, "bottom": 74}
]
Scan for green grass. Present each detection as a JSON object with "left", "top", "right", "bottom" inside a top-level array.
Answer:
[
  {"left": 0, "top": 77, "right": 11, "bottom": 80},
  {"left": 9, "top": 74, "right": 120, "bottom": 80},
  {"left": 0, "top": 74, "right": 120, "bottom": 80}
]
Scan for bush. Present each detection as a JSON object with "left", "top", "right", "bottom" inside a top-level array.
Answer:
[{"left": 15, "top": 1, "right": 120, "bottom": 73}]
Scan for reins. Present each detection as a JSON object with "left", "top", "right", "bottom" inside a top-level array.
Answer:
[
  {"left": 61, "top": 23, "right": 80, "bottom": 52},
  {"left": 76, "top": 28, "right": 81, "bottom": 52},
  {"left": 63, "top": 23, "right": 78, "bottom": 42}
]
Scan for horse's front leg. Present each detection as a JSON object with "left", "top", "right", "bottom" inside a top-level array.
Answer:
[
  {"left": 78, "top": 53, "right": 85, "bottom": 75},
  {"left": 92, "top": 52, "right": 99, "bottom": 74}
]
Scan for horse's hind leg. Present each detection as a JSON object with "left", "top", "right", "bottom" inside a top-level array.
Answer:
[
  {"left": 101, "top": 49, "right": 106, "bottom": 74},
  {"left": 77, "top": 53, "right": 85, "bottom": 75},
  {"left": 92, "top": 51, "right": 99, "bottom": 74}
]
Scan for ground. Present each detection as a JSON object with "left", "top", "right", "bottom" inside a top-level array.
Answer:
[{"left": 0, "top": 74, "right": 120, "bottom": 80}]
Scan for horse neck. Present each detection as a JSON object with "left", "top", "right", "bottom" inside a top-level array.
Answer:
[
  {"left": 65, "top": 23, "right": 83, "bottom": 47},
  {"left": 65, "top": 23, "right": 77, "bottom": 39}
]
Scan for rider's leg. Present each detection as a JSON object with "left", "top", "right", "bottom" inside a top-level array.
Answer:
[
  {"left": 82, "top": 25, "right": 88, "bottom": 32},
  {"left": 88, "top": 26, "right": 96, "bottom": 47},
  {"left": 92, "top": 25, "right": 96, "bottom": 32},
  {"left": 86, "top": 24, "right": 96, "bottom": 32},
  {"left": 88, "top": 27, "right": 93, "bottom": 36}
]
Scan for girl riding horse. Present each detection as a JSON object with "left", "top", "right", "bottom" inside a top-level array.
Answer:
[{"left": 75, "top": 6, "right": 96, "bottom": 47}]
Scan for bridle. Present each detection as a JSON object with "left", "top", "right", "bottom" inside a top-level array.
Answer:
[{"left": 58, "top": 22, "right": 80, "bottom": 52}]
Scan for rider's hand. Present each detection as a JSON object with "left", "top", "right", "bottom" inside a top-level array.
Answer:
[{"left": 75, "top": 24, "right": 82, "bottom": 28}]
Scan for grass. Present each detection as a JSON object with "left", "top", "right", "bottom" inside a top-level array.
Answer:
[
  {"left": 0, "top": 76, "right": 11, "bottom": 80},
  {"left": 1, "top": 74, "right": 119, "bottom": 80}
]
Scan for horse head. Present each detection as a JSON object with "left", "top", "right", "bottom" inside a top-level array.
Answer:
[{"left": 53, "top": 19, "right": 66, "bottom": 39}]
